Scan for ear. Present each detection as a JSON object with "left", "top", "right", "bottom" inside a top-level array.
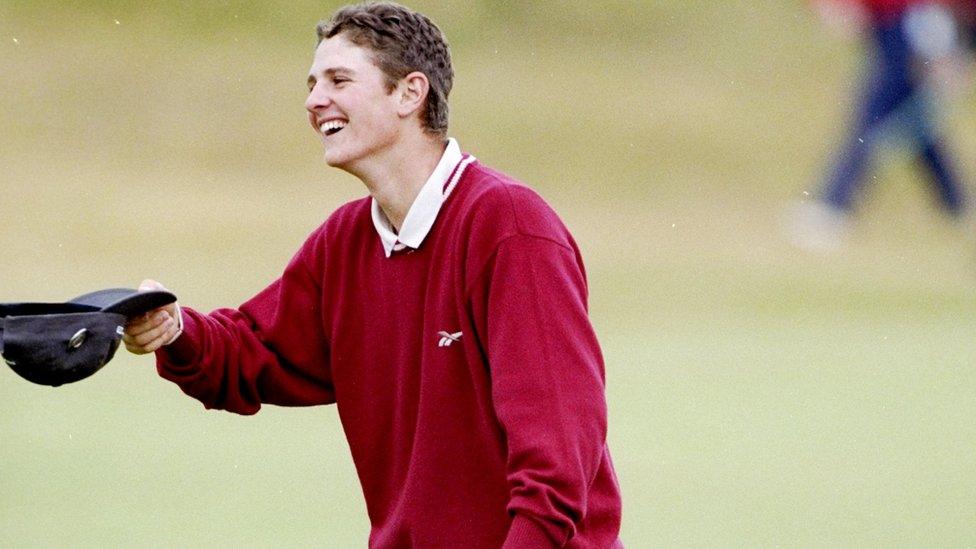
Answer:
[{"left": 396, "top": 71, "right": 430, "bottom": 120}]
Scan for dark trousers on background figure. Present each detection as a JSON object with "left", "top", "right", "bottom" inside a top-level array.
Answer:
[{"left": 822, "top": 16, "right": 966, "bottom": 216}]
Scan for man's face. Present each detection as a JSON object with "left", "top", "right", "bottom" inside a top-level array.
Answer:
[{"left": 305, "top": 35, "right": 401, "bottom": 170}]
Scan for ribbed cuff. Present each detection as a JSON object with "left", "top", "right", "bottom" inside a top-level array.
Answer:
[
  {"left": 161, "top": 303, "right": 185, "bottom": 346},
  {"left": 502, "top": 515, "right": 559, "bottom": 548},
  {"left": 157, "top": 308, "right": 200, "bottom": 367}
]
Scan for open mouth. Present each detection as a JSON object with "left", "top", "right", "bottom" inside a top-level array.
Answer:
[{"left": 319, "top": 120, "right": 347, "bottom": 136}]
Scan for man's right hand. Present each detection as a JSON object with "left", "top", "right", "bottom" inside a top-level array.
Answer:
[{"left": 123, "top": 279, "right": 183, "bottom": 355}]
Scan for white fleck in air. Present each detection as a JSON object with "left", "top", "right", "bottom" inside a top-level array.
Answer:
[
  {"left": 12, "top": 38, "right": 19, "bottom": 44},
  {"left": 115, "top": 19, "right": 121, "bottom": 25},
  {"left": 671, "top": 223, "right": 676, "bottom": 228},
  {"left": 858, "top": 138, "right": 864, "bottom": 143},
  {"left": 803, "top": 191, "right": 809, "bottom": 195}
]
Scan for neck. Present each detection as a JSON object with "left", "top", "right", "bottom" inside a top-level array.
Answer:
[{"left": 353, "top": 134, "right": 446, "bottom": 231}]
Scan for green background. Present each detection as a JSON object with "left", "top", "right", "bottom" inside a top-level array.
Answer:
[{"left": 2, "top": 1, "right": 975, "bottom": 546}]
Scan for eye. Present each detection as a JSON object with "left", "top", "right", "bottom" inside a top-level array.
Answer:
[{"left": 332, "top": 77, "right": 349, "bottom": 86}]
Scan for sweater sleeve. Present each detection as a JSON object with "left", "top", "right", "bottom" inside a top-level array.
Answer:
[
  {"left": 477, "top": 234, "right": 609, "bottom": 548},
  {"left": 156, "top": 245, "right": 334, "bottom": 415}
]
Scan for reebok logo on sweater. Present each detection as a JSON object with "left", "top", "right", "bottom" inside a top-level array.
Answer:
[{"left": 437, "top": 330, "right": 462, "bottom": 347}]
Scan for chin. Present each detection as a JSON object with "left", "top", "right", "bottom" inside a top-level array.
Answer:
[
  {"left": 323, "top": 149, "right": 350, "bottom": 169},
  {"left": 323, "top": 144, "right": 369, "bottom": 172},
  {"left": 322, "top": 152, "right": 341, "bottom": 168}
]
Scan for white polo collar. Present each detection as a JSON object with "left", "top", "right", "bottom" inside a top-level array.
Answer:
[{"left": 370, "top": 138, "right": 475, "bottom": 257}]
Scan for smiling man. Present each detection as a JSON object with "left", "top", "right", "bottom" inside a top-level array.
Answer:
[{"left": 124, "top": 3, "right": 622, "bottom": 547}]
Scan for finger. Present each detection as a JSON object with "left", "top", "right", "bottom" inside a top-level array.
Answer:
[
  {"left": 125, "top": 318, "right": 154, "bottom": 337},
  {"left": 138, "top": 279, "right": 166, "bottom": 292},
  {"left": 124, "top": 318, "right": 177, "bottom": 354},
  {"left": 124, "top": 339, "right": 151, "bottom": 355},
  {"left": 125, "top": 311, "right": 170, "bottom": 337},
  {"left": 122, "top": 329, "right": 153, "bottom": 347},
  {"left": 140, "top": 322, "right": 180, "bottom": 353},
  {"left": 130, "top": 317, "right": 176, "bottom": 347},
  {"left": 124, "top": 332, "right": 155, "bottom": 355}
]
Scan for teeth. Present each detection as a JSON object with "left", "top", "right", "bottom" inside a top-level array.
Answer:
[{"left": 319, "top": 120, "right": 347, "bottom": 134}]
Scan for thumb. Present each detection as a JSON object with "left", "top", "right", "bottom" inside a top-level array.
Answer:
[
  {"left": 138, "top": 279, "right": 166, "bottom": 292},
  {"left": 136, "top": 279, "right": 179, "bottom": 320}
]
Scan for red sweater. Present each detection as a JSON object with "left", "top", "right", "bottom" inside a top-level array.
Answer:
[
  {"left": 157, "top": 161, "right": 622, "bottom": 548},
  {"left": 852, "top": 0, "right": 965, "bottom": 21}
]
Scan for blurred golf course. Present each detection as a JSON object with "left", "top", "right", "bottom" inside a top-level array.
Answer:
[{"left": 2, "top": 1, "right": 975, "bottom": 546}]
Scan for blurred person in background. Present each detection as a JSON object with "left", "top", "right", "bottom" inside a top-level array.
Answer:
[
  {"left": 120, "top": 2, "right": 622, "bottom": 547},
  {"left": 791, "top": 0, "right": 975, "bottom": 250}
]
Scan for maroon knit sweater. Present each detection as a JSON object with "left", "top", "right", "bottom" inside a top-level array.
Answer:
[{"left": 157, "top": 161, "right": 623, "bottom": 548}]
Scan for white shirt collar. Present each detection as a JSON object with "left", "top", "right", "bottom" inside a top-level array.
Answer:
[{"left": 370, "top": 138, "right": 473, "bottom": 257}]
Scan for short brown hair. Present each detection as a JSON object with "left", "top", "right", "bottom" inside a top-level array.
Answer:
[{"left": 317, "top": 2, "right": 453, "bottom": 138}]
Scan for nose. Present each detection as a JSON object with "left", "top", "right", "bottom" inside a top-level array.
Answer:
[{"left": 305, "top": 81, "right": 332, "bottom": 114}]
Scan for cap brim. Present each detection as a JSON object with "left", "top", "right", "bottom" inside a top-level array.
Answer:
[{"left": 68, "top": 288, "right": 177, "bottom": 318}]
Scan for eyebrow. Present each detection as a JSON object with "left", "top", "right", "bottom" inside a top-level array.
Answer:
[{"left": 307, "top": 67, "right": 355, "bottom": 88}]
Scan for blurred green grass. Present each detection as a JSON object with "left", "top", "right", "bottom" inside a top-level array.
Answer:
[{"left": 2, "top": 1, "right": 975, "bottom": 546}]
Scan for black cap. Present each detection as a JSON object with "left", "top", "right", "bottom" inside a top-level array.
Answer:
[
  {"left": 1, "top": 288, "right": 177, "bottom": 387},
  {"left": 69, "top": 288, "right": 177, "bottom": 317}
]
